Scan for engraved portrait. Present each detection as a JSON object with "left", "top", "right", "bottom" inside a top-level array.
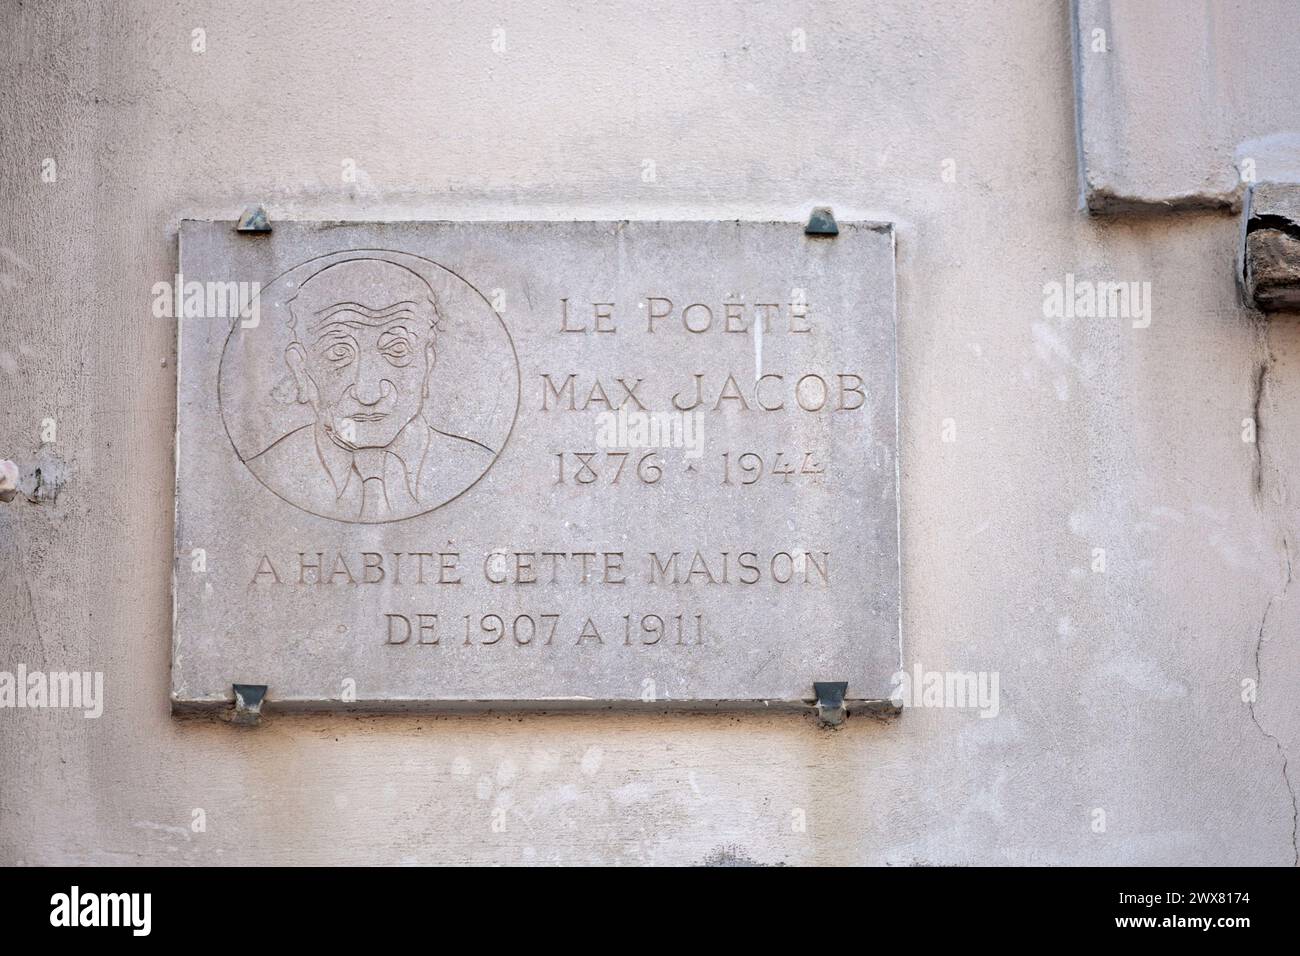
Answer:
[{"left": 218, "top": 249, "right": 519, "bottom": 523}]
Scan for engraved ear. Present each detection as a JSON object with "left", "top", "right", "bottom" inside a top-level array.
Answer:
[
  {"left": 421, "top": 339, "right": 436, "bottom": 399},
  {"left": 285, "top": 342, "right": 314, "bottom": 405}
]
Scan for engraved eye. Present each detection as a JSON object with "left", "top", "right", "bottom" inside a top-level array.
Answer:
[
  {"left": 324, "top": 342, "right": 354, "bottom": 365},
  {"left": 380, "top": 337, "right": 414, "bottom": 366}
]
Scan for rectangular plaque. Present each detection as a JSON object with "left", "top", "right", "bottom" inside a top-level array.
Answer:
[{"left": 173, "top": 220, "right": 899, "bottom": 711}]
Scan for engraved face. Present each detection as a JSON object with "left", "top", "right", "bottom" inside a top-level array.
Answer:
[
  {"left": 223, "top": 249, "right": 519, "bottom": 524},
  {"left": 285, "top": 259, "right": 437, "bottom": 451}
]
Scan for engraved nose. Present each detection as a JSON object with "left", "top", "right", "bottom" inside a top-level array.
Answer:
[{"left": 352, "top": 349, "right": 387, "bottom": 405}]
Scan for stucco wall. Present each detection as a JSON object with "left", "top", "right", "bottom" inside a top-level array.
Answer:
[{"left": 1, "top": 0, "right": 1295, "bottom": 865}]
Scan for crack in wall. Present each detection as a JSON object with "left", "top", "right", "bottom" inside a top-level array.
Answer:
[
  {"left": 1249, "top": 325, "right": 1300, "bottom": 866},
  {"left": 1249, "top": 534, "right": 1298, "bottom": 866},
  {"left": 1251, "top": 356, "right": 1268, "bottom": 501}
]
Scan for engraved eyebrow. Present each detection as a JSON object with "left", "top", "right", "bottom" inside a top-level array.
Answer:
[{"left": 312, "top": 325, "right": 359, "bottom": 345}]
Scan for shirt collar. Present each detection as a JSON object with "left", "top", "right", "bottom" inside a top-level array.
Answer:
[{"left": 314, "top": 416, "right": 431, "bottom": 502}]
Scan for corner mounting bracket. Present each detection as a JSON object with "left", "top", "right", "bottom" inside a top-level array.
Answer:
[
  {"left": 805, "top": 206, "right": 839, "bottom": 237},
  {"left": 235, "top": 204, "right": 272, "bottom": 234},
  {"left": 812, "top": 681, "right": 848, "bottom": 726},
  {"left": 231, "top": 683, "right": 268, "bottom": 725}
]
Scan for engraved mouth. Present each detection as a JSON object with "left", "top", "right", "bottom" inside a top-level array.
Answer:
[{"left": 348, "top": 412, "right": 389, "bottom": 422}]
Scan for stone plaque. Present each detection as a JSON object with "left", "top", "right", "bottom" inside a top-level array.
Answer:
[{"left": 173, "top": 221, "right": 899, "bottom": 711}]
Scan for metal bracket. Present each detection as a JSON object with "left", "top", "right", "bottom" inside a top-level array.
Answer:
[
  {"left": 235, "top": 204, "right": 272, "bottom": 234},
  {"left": 231, "top": 683, "right": 268, "bottom": 725},
  {"left": 812, "top": 681, "right": 848, "bottom": 726},
  {"left": 804, "top": 206, "right": 839, "bottom": 237}
]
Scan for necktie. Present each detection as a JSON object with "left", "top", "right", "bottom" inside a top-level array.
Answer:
[{"left": 353, "top": 449, "right": 389, "bottom": 521}]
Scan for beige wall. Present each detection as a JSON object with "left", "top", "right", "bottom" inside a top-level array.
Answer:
[{"left": 1, "top": 0, "right": 1296, "bottom": 865}]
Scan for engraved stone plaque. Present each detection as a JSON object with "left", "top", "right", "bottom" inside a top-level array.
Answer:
[{"left": 173, "top": 221, "right": 899, "bottom": 711}]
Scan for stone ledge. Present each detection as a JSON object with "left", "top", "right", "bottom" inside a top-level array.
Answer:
[{"left": 1243, "top": 183, "right": 1300, "bottom": 312}]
